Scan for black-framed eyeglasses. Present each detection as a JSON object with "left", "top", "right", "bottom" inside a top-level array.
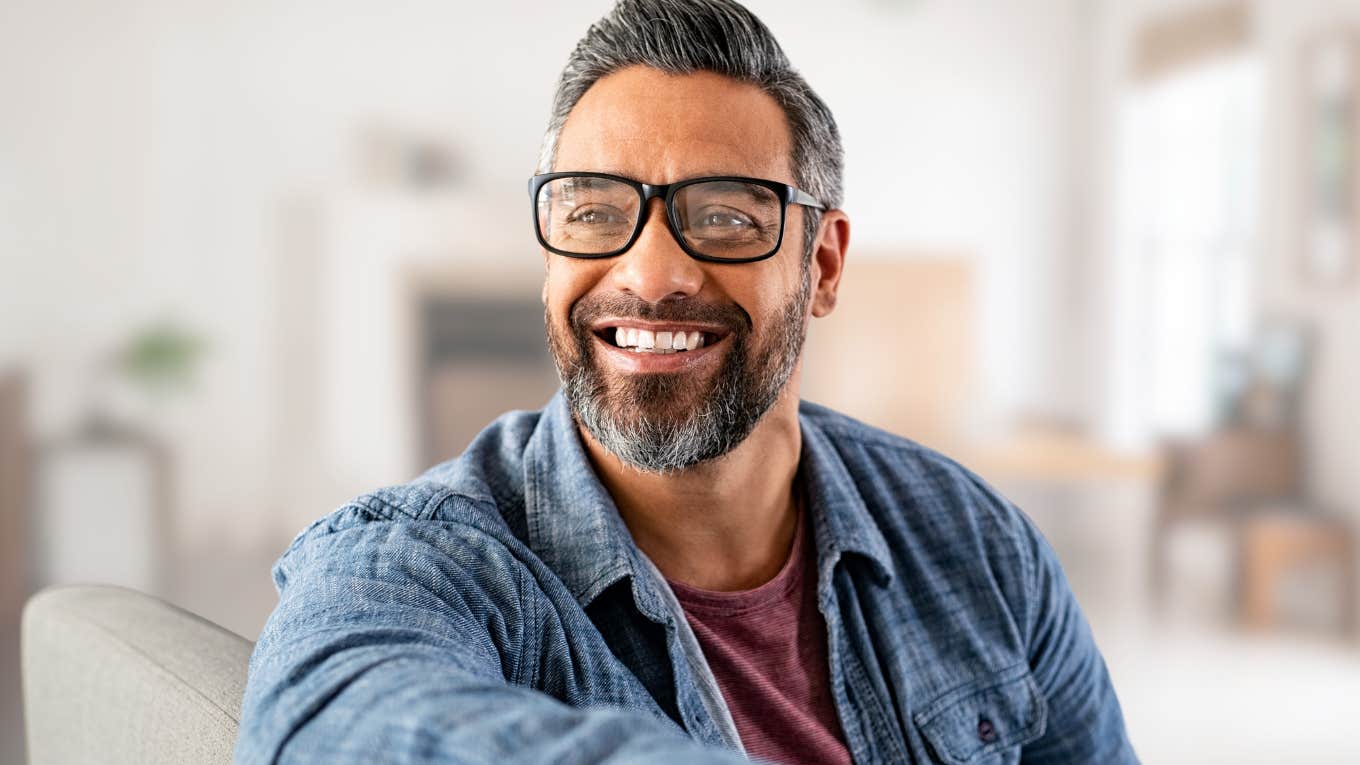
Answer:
[{"left": 529, "top": 171, "right": 825, "bottom": 264}]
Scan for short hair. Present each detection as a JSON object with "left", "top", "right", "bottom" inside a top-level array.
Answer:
[{"left": 537, "top": 0, "right": 844, "bottom": 259}]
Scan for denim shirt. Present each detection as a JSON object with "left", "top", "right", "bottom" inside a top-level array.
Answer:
[{"left": 236, "top": 392, "right": 1138, "bottom": 764}]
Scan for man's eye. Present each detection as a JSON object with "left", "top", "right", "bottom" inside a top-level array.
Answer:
[
  {"left": 694, "top": 211, "right": 755, "bottom": 229},
  {"left": 566, "top": 207, "right": 628, "bottom": 225}
]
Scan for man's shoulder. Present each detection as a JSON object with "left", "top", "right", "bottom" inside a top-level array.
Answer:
[
  {"left": 417, "top": 404, "right": 544, "bottom": 511},
  {"left": 798, "top": 398, "right": 943, "bottom": 459},
  {"left": 798, "top": 398, "right": 993, "bottom": 498},
  {"left": 801, "top": 401, "right": 1051, "bottom": 656},
  {"left": 799, "top": 399, "right": 1038, "bottom": 562}
]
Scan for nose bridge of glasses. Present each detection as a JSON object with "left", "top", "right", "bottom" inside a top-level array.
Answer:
[
  {"left": 623, "top": 181, "right": 678, "bottom": 241},
  {"left": 615, "top": 188, "right": 703, "bottom": 301},
  {"left": 632, "top": 193, "right": 688, "bottom": 254}
]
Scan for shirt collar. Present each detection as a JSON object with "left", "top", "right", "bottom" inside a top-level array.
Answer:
[
  {"left": 523, "top": 391, "right": 646, "bottom": 611},
  {"left": 797, "top": 406, "right": 896, "bottom": 588},
  {"left": 522, "top": 391, "right": 894, "bottom": 613}
]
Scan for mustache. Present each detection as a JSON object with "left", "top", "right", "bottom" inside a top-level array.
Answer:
[{"left": 568, "top": 292, "right": 752, "bottom": 335}]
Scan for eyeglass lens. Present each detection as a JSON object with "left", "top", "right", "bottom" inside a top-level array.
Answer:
[{"left": 535, "top": 177, "right": 783, "bottom": 260}]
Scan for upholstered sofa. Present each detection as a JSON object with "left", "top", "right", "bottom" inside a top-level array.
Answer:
[{"left": 21, "top": 585, "right": 252, "bottom": 764}]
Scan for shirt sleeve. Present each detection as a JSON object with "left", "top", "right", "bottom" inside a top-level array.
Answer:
[
  {"left": 1017, "top": 514, "right": 1141, "bottom": 764},
  {"left": 233, "top": 515, "right": 749, "bottom": 765}
]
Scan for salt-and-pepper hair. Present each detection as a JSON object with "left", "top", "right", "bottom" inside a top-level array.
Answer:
[{"left": 537, "top": 0, "right": 844, "bottom": 259}]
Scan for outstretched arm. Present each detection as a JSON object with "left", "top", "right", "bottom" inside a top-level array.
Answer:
[{"left": 234, "top": 516, "right": 748, "bottom": 765}]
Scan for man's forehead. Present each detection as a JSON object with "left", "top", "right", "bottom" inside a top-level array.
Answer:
[{"left": 553, "top": 66, "right": 795, "bottom": 184}]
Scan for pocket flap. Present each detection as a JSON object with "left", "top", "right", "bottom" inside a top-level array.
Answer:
[{"left": 913, "top": 664, "right": 1048, "bottom": 764}]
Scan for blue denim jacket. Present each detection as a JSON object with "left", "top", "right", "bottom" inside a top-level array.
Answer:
[{"left": 236, "top": 392, "right": 1138, "bottom": 764}]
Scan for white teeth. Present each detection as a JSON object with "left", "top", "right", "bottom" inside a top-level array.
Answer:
[{"left": 608, "top": 327, "right": 712, "bottom": 353}]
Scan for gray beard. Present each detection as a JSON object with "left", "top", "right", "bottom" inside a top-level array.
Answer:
[{"left": 547, "top": 273, "right": 810, "bottom": 474}]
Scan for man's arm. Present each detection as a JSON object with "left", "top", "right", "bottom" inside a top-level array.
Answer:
[
  {"left": 1018, "top": 514, "right": 1140, "bottom": 764},
  {"left": 234, "top": 514, "right": 747, "bottom": 765}
]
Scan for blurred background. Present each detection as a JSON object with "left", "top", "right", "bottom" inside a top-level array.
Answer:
[{"left": 2, "top": 0, "right": 1359, "bottom": 762}]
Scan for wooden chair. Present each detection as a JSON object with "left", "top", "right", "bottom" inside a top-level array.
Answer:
[{"left": 1152, "top": 426, "right": 1356, "bottom": 634}]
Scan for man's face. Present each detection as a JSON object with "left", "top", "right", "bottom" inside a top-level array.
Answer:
[{"left": 542, "top": 66, "right": 814, "bottom": 473}]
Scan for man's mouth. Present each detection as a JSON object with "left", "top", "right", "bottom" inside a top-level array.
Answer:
[{"left": 592, "top": 325, "right": 727, "bottom": 354}]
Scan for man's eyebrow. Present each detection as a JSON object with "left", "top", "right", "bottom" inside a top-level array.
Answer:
[
  {"left": 690, "top": 179, "right": 791, "bottom": 203},
  {"left": 697, "top": 179, "right": 774, "bottom": 197},
  {"left": 566, "top": 177, "right": 618, "bottom": 190}
]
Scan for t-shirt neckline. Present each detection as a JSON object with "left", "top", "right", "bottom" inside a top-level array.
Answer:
[{"left": 665, "top": 489, "right": 809, "bottom": 617}]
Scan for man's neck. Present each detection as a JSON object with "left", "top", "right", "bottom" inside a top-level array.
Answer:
[{"left": 578, "top": 387, "right": 804, "bottom": 592}]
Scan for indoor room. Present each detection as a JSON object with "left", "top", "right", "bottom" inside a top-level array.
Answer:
[{"left": 2, "top": 0, "right": 1358, "bottom": 762}]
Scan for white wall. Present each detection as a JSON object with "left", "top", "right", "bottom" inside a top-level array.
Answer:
[
  {"left": 762, "top": 0, "right": 1088, "bottom": 427},
  {"left": 1252, "top": 0, "right": 1360, "bottom": 519},
  {"left": 0, "top": 0, "right": 1089, "bottom": 549}
]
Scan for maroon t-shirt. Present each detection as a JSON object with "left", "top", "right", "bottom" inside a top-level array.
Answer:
[{"left": 667, "top": 506, "right": 852, "bottom": 765}]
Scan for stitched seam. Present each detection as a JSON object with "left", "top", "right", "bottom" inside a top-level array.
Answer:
[
  {"left": 844, "top": 644, "right": 908, "bottom": 761},
  {"left": 358, "top": 488, "right": 481, "bottom": 522},
  {"left": 38, "top": 602, "right": 245, "bottom": 724},
  {"left": 913, "top": 666, "right": 1044, "bottom": 763},
  {"left": 940, "top": 681, "right": 1046, "bottom": 763},
  {"left": 808, "top": 413, "right": 927, "bottom": 454},
  {"left": 300, "top": 488, "right": 497, "bottom": 538},
  {"left": 913, "top": 661, "right": 1030, "bottom": 728},
  {"left": 512, "top": 561, "right": 531, "bottom": 687},
  {"left": 1020, "top": 513, "right": 1041, "bottom": 647},
  {"left": 290, "top": 494, "right": 510, "bottom": 553}
]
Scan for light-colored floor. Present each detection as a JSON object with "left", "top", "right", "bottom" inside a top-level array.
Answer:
[
  {"left": 1009, "top": 477, "right": 1360, "bottom": 763},
  {"left": 1101, "top": 619, "right": 1360, "bottom": 764}
]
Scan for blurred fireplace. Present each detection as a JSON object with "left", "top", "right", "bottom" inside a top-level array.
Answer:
[{"left": 417, "top": 295, "right": 559, "bottom": 467}]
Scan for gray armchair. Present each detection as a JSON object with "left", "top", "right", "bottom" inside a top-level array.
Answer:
[{"left": 21, "top": 585, "right": 253, "bottom": 764}]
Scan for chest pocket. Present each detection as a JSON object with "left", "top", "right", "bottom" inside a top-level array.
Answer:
[{"left": 912, "top": 664, "right": 1048, "bottom": 765}]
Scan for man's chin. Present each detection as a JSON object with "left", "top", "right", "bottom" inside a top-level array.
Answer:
[
  {"left": 596, "top": 381, "right": 710, "bottom": 421},
  {"left": 595, "top": 361, "right": 714, "bottom": 396}
]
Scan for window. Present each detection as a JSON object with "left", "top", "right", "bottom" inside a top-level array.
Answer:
[{"left": 1106, "top": 53, "right": 1261, "bottom": 446}]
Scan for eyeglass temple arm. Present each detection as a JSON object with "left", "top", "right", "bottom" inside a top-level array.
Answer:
[{"left": 790, "top": 188, "right": 825, "bottom": 210}]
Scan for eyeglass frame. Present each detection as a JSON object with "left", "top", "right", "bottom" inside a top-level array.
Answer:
[{"left": 528, "top": 171, "right": 825, "bottom": 264}]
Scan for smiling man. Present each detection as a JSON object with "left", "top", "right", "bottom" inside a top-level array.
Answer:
[{"left": 236, "top": 2, "right": 1137, "bottom": 764}]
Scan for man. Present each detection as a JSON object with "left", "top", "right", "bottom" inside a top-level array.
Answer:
[{"left": 236, "top": 1, "right": 1138, "bottom": 763}]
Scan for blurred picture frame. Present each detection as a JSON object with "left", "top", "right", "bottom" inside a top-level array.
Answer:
[{"left": 1301, "top": 30, "right": 1360, "bottom": 287}]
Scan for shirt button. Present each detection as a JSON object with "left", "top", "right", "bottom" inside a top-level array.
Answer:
[{"left": 977, "top": 718, "right": 997, "bottom": 743}]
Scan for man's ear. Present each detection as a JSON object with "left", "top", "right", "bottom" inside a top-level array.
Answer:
[{"left": 809, "top": 210, "right": 850, "bottom": 318}]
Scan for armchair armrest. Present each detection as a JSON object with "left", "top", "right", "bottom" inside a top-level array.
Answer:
[{"left": 21, "top": 584, "right": 254, "bottom": 764}]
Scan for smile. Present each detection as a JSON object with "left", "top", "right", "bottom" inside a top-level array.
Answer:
[
  {"left": 594, "top": 325, "right": 724, "bottom": 353},
  {"left": 590, "top": 322, "right": 731, "bottom": 372},
  {"left": 590, "top": 322, "right": 728, "bottom": 353}
]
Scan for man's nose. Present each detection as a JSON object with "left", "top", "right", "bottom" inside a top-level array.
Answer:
[{"left": 607, "top": 199, "right": 704, "bottom": 304}]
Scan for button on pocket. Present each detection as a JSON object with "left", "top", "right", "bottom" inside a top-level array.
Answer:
[
  {"left": 977, "top": 717, "right": 996, "bottom": 743},
  {"left": 913, "top": 664, "right": 1048, "bottom": 765}
]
